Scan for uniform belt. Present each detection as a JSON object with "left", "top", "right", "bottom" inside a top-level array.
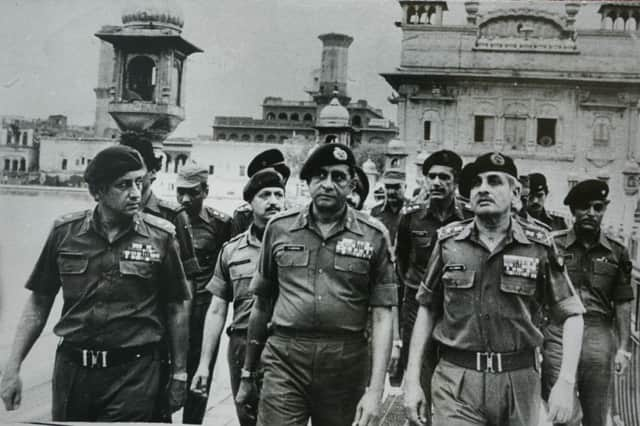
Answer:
[
  {"left": 272, "top": 326, "right": 364, "bottom": 340},
  {"left": 58, "top": 341, "right": 159, "bottom": 368},
  {"left": 440, "top": 346, "right": 535, "bottom": 373}
]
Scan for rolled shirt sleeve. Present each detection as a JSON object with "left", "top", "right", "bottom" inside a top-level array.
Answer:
[
  {"left": 25, "top": 224, "right": 62, "bottom": 295},
  {"left": 543, "top": 245, "right": 585, "bottom": 322},
  {"left": 160, "top": 235, "right": 192, "bottom": 303},
  {"left": 249, "top": 221, "right": 278, "bottom": 298},
  {"left": 415, "top": 239, "right": 444, "bottom": 316},
  {"left": 612, "top": 248, "right": 634, "bottom": 303},
  {"left": 369, "top": 227, "right": 398, "bottom": 307},
  {"left": 206, "top": 248, "right": 233, "bottom": 302}
]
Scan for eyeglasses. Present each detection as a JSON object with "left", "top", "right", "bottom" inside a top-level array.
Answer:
[{"left": 426, "top": 173, "right": 453, "bottom": 182}]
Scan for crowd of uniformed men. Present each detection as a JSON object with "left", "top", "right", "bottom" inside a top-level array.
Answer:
[{"left": 0, "top": 133, "right": 633, "bottom": 426}]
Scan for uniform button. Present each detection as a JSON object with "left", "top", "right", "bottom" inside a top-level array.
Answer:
[
  {"left": 321, "top": 242, "right": 326, "bottom": 247},
  {"left": 317, "top": 296, "right": 322, "bottom": 301},
  {"left": 319, "top": 269, "right": 323, "bottom": 274},
  {"left": 484, "top": 314, "right": 490, "bottom": 319}
]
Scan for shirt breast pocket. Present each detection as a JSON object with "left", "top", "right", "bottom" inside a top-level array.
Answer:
[
  {"left": 276, "top": 249, "right": 309, "bottom": 283},
  {"left": 334, "top": 254, "right": 369, "bottom": 275},
  {"left": 57, "top": 252, "right": 89, "bottom": 298},
  {"left": 592, "top": 260, "right": 617, "bottom": 295},
  {"left": 119, "top": 260, "right": 154, "bottom": 280},
  {"left": 442, "top": 270, "right": 475, "bottom": 318},
  {"left": 500, "top": 275, "right": 537, "bottom": 319}
]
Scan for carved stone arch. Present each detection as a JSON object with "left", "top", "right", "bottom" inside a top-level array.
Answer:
[
  {"left": 504, "top": 102, "right": 529, "bottom": 117},
  {"left": 536, "top": 103, "right": 559, "bottom": 118},
  {"left": 473, "top": 101, "right": 496, "bottom": 116}
]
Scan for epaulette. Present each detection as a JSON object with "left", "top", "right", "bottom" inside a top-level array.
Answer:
[
  {"left": 401, "top": 202, "right": 424, "bottom": 216},
  {"left": 221, "top": 232, "right": 245, "bottom": 250},
  {"left": 437, "top": 218, "right": 472, "bottom": 240},
  {"left": 54, "top": 210, "right": 90, "bottom": 227},
  {"left": 603, "top": 231, "right": 626, "bottom": 249},
  {"left": 141, "top": 212, "right": 176, "bottom": 234},
  {"left": 516, "top": 214, "right": 552, "bottom": 232},
  {"left": 268, "top": 207, "right": 302, "bottom": 224},
  {"left": 157, "top": 198, "right": 184, "bottom": 213},
  {"left": 206, "top": 206, "right": 231, "bottom": 223},
  {"left": 370, "top": 202, "right": 384, "bottom": 215},
  {"left": 356, "top": 211, "right": 387, "bottom": 234},
  {"left": 234, "top": 202, "right": 252, "bottom": 213},
  {"left": 519, "top": 222, "right": 552, "bottom": 246},
  {"left": 550, "top": 228, "right": 569, "bottom": 239}
]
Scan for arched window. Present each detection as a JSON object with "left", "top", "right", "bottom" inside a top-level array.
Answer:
[
  {"left": 280, "top": 136, "right": 288, "bottom": 142},
  {"left": 19, "top": 158, "right": 26, "bottom": 171},
  {"left": 61, "top": 159, "right": 68, "bottom": 170},
  {"left": 164, "top": 153, "right": 172, "bottom": 173},
  {"left": 351, "top": 115, "right": 362, "bottom": 127},
  {"left": 303, "top": 113, "right": 313, "bottom": 122},
  {"left": 4, "top": 159, "right": 10, "bottom": 170},
  {"left": 290, "top": 113, "right": 299, "bottom": 121},
  {"left": 266, "top": 135, "right": 277, "bottom": 142},
  {"left": 126, "top": 56, "right": 156, "bottom": 101},
  {"left": 266, "top": 112, "right": 276, "bottom": 120},
  {"left": 278, "top": 113, "right": 287, "bottom": 121},
  {"left": 255, "top": 134, "right": 264, "bottom": 142},
  {"left": 229, "top": 134, "right": 238, "bottom": 141},
  {"left": 241, "top": 134, "right": 251, "bottom": 141},
  {"left": 22, "top": 132, "right": 28, "bottom": 146},
  {"left": 593, "top": 117, "right": 611, "bottom": 147},
  {"left": 218, "top": 133, "right": 226, "bottom": 140}
]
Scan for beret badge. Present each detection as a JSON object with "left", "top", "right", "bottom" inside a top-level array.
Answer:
[{"left": 333, "top": 147, "right": 348, "bottom": 161}]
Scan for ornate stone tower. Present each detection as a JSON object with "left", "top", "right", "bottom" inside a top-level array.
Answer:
[
  {"left": 398, "top": 0, "right": 448, "bottom": 26},
  {"left": 311, "top": 33, "right": 353, "bottom": 106},
  {"left": 315, "top": 95, "right": 352, "bottom": 146},
  {"left": 94, "top": 0, "right": 202, "bottom": 145}
]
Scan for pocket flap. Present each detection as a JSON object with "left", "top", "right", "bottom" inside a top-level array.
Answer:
[
  {"left": 119, "top": 260, "right": 153, "bottom": 279},
  {"left": 275, "top": 250, "right": 309, "bottom": 267},
  {"left": 593, "top": 260, "right": 617, "bottom": 276},
  {"left": 500, "top": 276, "right": 536, "bottom": 296},
  {"left": 334, "top": 255, "right": 369, "bottom": 275},
  {"left": 57, "top": 253, "right": 88, "bottom": 275},
  {"left": 443, "top": 270, "right": 475, "bottom": 289}
]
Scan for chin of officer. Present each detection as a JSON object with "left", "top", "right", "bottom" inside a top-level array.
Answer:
[
  {"left": 403, "top": 152, "right": 585, "bottom": 426},
  {"left": 0, "top": 146, "right": 192, "bottom": 421},
  {"left": 236, "top": 143, "right": 397, "bottom": 426}
]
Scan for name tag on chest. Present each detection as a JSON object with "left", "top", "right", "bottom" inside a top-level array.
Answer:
[
  {"left": 122, "top": 243, "right": 160, "bottom": 263},
  {"left": 336, "top": 238, "right": 373, "bottom": 260},
  {"left": 503, "top": 255, "right": 538, "bottom": 279}
]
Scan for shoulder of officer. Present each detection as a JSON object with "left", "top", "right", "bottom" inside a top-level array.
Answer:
[
  {"left": 355, "top": 210, "right": 388, "bottom": 235},
  {"left": 519, "top": 220, "right": 553, "bottom": 246},
  {"left": 401, "top": 201, "right": 424, "bottom": 216},
  {"left": 157, "top": 198, "right": 185, "bottom": 214},
  {"left": 221, "top": 231, "right": 246, "bottom": 252},
  {"left": 234, "top": 202, "right": 252, "bottom": 214},
  {"left": 522, "top": 214, "right": 552, "bottom": 232},
  {"left": 267, "top": 207, "right": 301, "bottom": 226},
  {"left": 205, "top": 205, "right": 231, "bottom": 223},
  {"left": 370, "top": 202, "right": 385, "bottom": 216},
  {"left": 603, "top": 231, "right": 627, "bottom": 251},
  {"left": 140, "top": 212, "right": 176, "bottom": 235},
  {"left": 53, "top": 210, "right": 90, "bottom": 227},
  {"left": 437, "top": 218, "right": 472, "bottom": 241}
]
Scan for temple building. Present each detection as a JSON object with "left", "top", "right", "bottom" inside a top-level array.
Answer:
[
  {"left": 212, "top": 33, "right": 398, "bottom": 146},
  {"left": 382, "top": 1, "right": 640, "bottom": 233}
]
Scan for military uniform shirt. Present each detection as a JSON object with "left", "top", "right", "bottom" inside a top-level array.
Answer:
[
  {"left": 190, "top": 206, "right": 231, "bottom": 295},
  {"left": 417, "top": 218, "right": 584, "bottom": 352},
  {"left": 396, "top": 199, "right": 470, "bottom": 289},
  {"left": 230, "top": 202, "right": 253, "bottom": 238},
  {"left": 554, "top": 228, "right": 633, "bottom": 318},
  {"left": 370, "top": 199, "right": 406, "bottom": 245},
  {"left": 535, "top": 209, "right": 568, "bottom": 232},
  {"left": 251, "top": 204, "right": 398, "bottom": 333},
  {"left": 207, "top": 226, "right": 261, "bottom": 331},
  {"left": 143, "top": 192, "right": 199, "bottom": 277},
  {"left": 25, "top": 209, "right": 191, "bottom": 348}
]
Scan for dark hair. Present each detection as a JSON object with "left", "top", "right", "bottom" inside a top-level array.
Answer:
[{"left": 120, "top": 132, "right": 162, "bottom": 172}]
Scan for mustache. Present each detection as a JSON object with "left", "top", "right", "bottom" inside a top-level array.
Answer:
[{"left": 265, "top": 206, "right": 282, "bottom": 212}]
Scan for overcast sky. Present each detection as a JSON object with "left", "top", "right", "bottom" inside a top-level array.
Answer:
[{"left": 0, "top": 1, "right": 602, "bottom": 137}]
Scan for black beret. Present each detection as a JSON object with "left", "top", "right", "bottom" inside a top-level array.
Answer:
[
  {"left": 467, "top": 152, "right": 517, "bottom": 179},
  {"left": 120, "top": 133, "right": 162, "bottom": 172},
  {"left": 353, "top": 166, "right": 370, "bottom": 206},
  {"left": 564, "top": 179, "right": 609, "bottom": 207},
  {"left": 422, "top": 150, "right": 462, "bottom": 176},
  {"left": 247, "top": 148, "right": 290, "bottom": 182},
  {"left": 299, "top": 143, "right": 356, "bottom": 181},
  {"left": 84, "top": 145, "right": 145, "bottom": 186},
  {"left": 243, "top": 169, "right": 285, "bottom": 202},
  {"left": 458, "top": 163, "right": 473, "bottom": 199},
  {"left": 528, "top": 173, "right": 548, "bottom": 194}
]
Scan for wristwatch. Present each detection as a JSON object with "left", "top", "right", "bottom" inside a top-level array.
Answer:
[
  {"left": 393, "top": 340, "right": 403, "bottom": 349},
  {"left": 240, "top": 368, "right": 256, "bottom": 379},
  {"left": 618, "top": 349, "right": 632, "bottom": 360},
  {"left": 172, "top": 371, "right": 188, "bottom": 381}
]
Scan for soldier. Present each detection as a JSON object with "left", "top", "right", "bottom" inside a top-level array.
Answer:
[
  {"left": 346, "top": 165, "right": 369, "bottom": 211},
  {"left": 120, "top": 134, "right": 199, "bottom": 421},
  {"left": 404, "top": 152, "right": 585, "bottom": 426},
  {"left": 527, "top": 172, "right": 568, "bottom": 231},
  {"left": 175, "top": 165, "right": 232, "bottom": 424},
  {"left": 235, "top": 143, "right": 397, "bottom": 426},
  {"left": 231, "top": 148, "right": 291, "bottom": 237},
  {"left": 542, "top": 179, "right": 633, "bottom": 426},
  {"left": 392, "top": 150, "right": 470, "bottom": 421},
  {"left": 0, "top": 146, "right": 191, "bottom": 421},
  {"left": 370, "top": 168, "right": 407, "bottom": 244},
  {"left": 190, "top": 169, "right": 286, "bottom": 426}
]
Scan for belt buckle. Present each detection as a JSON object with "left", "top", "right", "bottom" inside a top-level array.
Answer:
[
  {"left": 81, "top": 349, "right": 108, "bottom": 368},
  {"left": 476, "top": 352, "right": 502, "bottom": 373}
]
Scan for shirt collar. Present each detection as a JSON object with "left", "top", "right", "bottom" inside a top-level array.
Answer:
[
  {"left": 289, "top": 203, "right": 363, "bottom": 236},
  {"left": 82, "top": 208, "right": 148, "bottom": 238},
  {"left": 142, "top": 191, "right": 161, "bottom": 215},
  {"left": 240, "top": 224, "right": 262, "bottom": 248},
  {"left": 423, "top": 197, "right": 465, "bottom": 221},
  {"left": 198, "top": 206, "right": 212, "bottom": 224},
  {"left": 454, "top": 217, "right": 531, "bottom": 245},
  {"left": 565, "top": 227, "right": 612, "bottom": 252}
]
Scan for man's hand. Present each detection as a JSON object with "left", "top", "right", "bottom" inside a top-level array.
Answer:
[
  {"left": 189, "top": 364, "right": 211, "bottom": 397},
  {"left": 235, "top": 378, "right": 258, "bottom": 422},
  {"left": 403, "top": 381, "right": 427, "bottom": 425},
  {"left": 615, "top": 349, "right": 631, "bottom": 375},
  {"left": 352, "top": 387, "right": 383, "bottom": 426},
  {"left": 168, "top": 375, "right": 187, "bottom": 413},
  {"left": 547, "top": 377, "right": 575, "bottom": 424},
  {"left": 387, "top": 345, "right": 403, "bottom": 387},
  {"left": 0, "top": 367, "right": 22, "bottom": 411}
]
